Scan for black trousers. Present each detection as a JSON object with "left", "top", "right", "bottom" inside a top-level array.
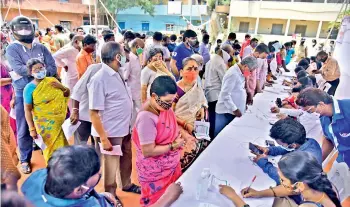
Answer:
[
  {"left": 208, "top": 101, "right": 217, "bottom": 139},
  {"left": 327, "top": 78, "right": 340, "bottom": 96}
]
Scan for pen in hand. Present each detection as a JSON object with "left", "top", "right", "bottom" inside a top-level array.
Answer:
[{"left": 245, "top": 175, "right": 257, "bottom": 194}]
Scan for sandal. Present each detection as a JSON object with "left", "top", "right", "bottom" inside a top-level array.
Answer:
[
  {"left": 114, "top": 196, "right": 123, "bottom": 207},
  {"left": 122, "top": 183, "right": 141, "bottom": 194},
  {"left": 21, "top": 162, "right": 31, "bottom": 174}
]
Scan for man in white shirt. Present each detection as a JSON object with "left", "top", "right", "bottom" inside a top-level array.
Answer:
[
  {"left": 214, "top": 56, "right": 258, "bottom": 137},
  {"left": 125, "top": 38, "right": 145, "bottom": 127},
  {"left": 88, "top": 42, "right": 140, "bottom": 200},
  {"left": 204, "top": 44, "right": 233, "bottom": 138},
  {"left": 70, "top": 63, "right": 102, "bottom": 145},
  {"left": 53, "top": 35, "right": 83, "bottom": 93},
  {"left": 242, "top": 38, "right": 258, "bottom": 59},
  {"left": 96, "top": 29, "right": 115, "bottom": 63}
]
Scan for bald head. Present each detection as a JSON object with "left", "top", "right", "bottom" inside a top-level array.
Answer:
[
  {"left": 72, "top": 35, "right": 84, "bottom": 44},
  {"left": 101, "top": 42, "right": 123, "bottom": 64},
  {"left": 221, "top": 44, "right": 233, "bottom": 54},
  {"left": 129, "top": 38, "right": 145, "bottom": 49},
  {"left": 72, "top": 35, "right": 84, "bottom": 50}
]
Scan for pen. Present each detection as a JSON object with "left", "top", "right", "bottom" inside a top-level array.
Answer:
[{"left": 245, "top": 175, "right": 257, "bottom": 194}]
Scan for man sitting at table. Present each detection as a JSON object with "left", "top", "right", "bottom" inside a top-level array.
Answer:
[
  {"left": 251, "top": 118, "right": 322, "bottom": 185},
  {"left": 214, "top": 56, "right": 258, "bottom": 137}
]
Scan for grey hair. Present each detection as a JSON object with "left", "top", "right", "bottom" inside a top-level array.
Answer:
[
  {"left": 129, "top": 38, "right": 139, "bottom": 49},
  {"left": 71, "top": 35, "right": 83, "bottom": 46},
  {"left": 26, "top": 58, "right": 44, "bottom": 74},
  {"left": 241, "top": 56, "right": 258, "bottom": 71},
  {"left": 190, "top": 54, "right": 203, "bottom": 65},
  {"left": 182, "top": 57, "right": 198, "bottom": 68},
  {"left": 220, "top": 44, "right": 233, "bottom": 54},
  {"left": 101, "top": 42, "right": 122, "bottom": 64}
]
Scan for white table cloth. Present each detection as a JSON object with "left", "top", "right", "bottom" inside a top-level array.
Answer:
[{"left": 171, "top": 75, "right": 292, "bottom": 207}]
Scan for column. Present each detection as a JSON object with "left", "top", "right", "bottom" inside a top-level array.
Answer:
[
  {"left": 227, "top": 15, "right": 232, "bottom": 34},
  {"left": 316, "top": 21, "right": 323, "bottom": 39},
  {"left": 255, "top": 17, "right": 260, "bottom": 35},
  {"left": 285, "top": 19, "right": 291, "bottom": 36}
]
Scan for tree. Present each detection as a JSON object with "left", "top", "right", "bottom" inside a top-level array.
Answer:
[{"left": 328, "top": 9, "right": 350, "bottom": 30}]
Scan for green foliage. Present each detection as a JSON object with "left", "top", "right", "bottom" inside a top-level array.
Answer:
[
  {"left": 101, "top": 0, "right": 155, "bottom": 16},
  {"left": 328, "top": 9, "right": 350, "bottom": 29}
]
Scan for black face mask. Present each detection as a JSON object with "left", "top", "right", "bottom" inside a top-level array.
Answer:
[{"left": 228, "top": 55, "right": 233, "bottom": 63}]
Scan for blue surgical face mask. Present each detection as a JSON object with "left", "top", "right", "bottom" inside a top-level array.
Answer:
[
  {"left": 33, "top": 68, "right": 46, "bottom": 79},
  {"left": 118, "top": 55, "right": 127, "bottom": 67},
  {"left": 280, "top": 144, "right": 294, "bottom": 152}
]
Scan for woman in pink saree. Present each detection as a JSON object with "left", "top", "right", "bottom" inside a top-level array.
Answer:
[{"left": 132, "top": 76, "right": 185, "bottom": 207}]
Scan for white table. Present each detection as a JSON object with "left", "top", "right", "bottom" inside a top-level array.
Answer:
[{"left": 171, "top": 75, "right": 292, "bottom": 207}]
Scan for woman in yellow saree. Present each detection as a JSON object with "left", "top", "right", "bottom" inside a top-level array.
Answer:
[
  {"left": 172, "top": 57, "right": 208, "bottom": 170},
  {"left": 24, "top": 58, "right": 69, "bottom": 162}
]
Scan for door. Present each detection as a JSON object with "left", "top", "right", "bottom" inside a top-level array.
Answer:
[
  {"left": 239, "top": 22, "right": 249, "bottom": 33},
  {"left": 295, "top": 25, "right": 307, "bottom": 37},
  {"left": 142, "top": 22, "right": 150, "bottom": 31},
  {"left": 271, "top": 24, "right": 283, "bottom": 35}
]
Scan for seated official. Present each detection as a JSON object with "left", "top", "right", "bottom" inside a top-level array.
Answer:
[
  {"left": 251, "top": 118, "right": 322, "bottom": 185},
  {"left": 219, "top": 151, "right": 342, "bottom": 207},
  {"left": 296, "top": 88, "right": 350, "bottom": 168}
]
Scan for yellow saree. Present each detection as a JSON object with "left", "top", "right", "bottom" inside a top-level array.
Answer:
[{"left": 32, "top": 77, "right": 68, "bottom": 162}]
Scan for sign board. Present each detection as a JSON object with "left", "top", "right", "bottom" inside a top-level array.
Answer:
[
  {"left": 168, "top": 1, "right": 182, "bottom": 15},
  {"left": 82, "top": 0, "right": 94, "bottom": 6}
]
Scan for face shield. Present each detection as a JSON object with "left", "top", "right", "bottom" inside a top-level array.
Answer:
[{"left": 10, "top": 16, "right": 35, "bottom": 44}]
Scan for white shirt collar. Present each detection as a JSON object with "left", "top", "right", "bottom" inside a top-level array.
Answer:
[{"left": 102, "top": 63, "right": 117, "bottom": 76}]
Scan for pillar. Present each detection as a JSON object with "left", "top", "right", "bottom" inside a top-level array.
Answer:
[
  {"left": 316, "top": 21, "right": 323, "bottom": 39},
  {"left": 255, "top": 17, "right": 259, "bottom": 35},
  {"left": 285, "top": 19, "right": 291, "bottom": 36}
]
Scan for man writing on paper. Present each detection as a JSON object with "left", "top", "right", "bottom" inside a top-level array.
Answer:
[{"left": 88, "top": 42, "right": 141, "bottom": 205}]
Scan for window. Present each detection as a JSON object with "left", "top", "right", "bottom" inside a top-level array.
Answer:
[
  {"left": 142, "top": 22, "right": 149, "bottom": 31},
  {"left": 271, "top": 24, "right": 283, "bottom": 35},
  {"left": 295, "top": 25, "right": 307, "bottom": 37},
  {"left": 83, "top": 16, "right": 90, "bottom": 25},
  {"left": 239, "top": 22, "right": 249, "bottom": 33},
  {"left": 118, "top": 22, "right": 125, "bottom": 32},
  {"left": 31, "top": 19, "right": 39, "bottom": 30},
  {"left": 60, "top": 21, "right": 71, "bottom": 31},
  {"left": 166, "top": 23, "right": 175, "bottom": 31}
]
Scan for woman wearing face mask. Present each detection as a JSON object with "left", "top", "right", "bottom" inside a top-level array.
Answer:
[
  {"left": 172, "top": 57, "right": 208, "bottom": 169},
  {"left": 218, "top": 151, "right": 341, "bottom": 207},
  {"left": 141, "top": 48, "right": 174, "bottom": 103},
  {"left": 23, "top": 58, "right": 69, "bottom": 162},
  {"left": 132, "top": 76, "right": 185, "bottom": 207}
]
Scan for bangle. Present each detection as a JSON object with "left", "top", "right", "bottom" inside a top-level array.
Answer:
[
  {"left": 184, "top": 122, "right": 188, "bottom": 130},
  {"left": 270, "top": 186, "right": 276, "bottom": 197},
  {"left": 72, "top": 108, "right": 79, "bottom": 111},
  {"left": 29, "top": 127, "right": 36, "bottom": 132},
  {"left": 169, "top": 143, "right": 174, "bottom": 151}
]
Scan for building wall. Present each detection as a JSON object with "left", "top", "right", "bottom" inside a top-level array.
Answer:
[
  {"left": 288, "top": 20, "right": 319, "bottom": 37},
  {"left": 230, "top": 17, "right": 256, "bottom": 33},
  {"left": 116, "top": 14, "right": 207, "bottom": 33},
  {"left": 258, "top": 18, "right": 288, "bottom": 35}
]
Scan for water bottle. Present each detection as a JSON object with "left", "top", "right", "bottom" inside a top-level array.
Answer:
[{"left": 196, "top": 168, "right": 211, "bottom": 200}]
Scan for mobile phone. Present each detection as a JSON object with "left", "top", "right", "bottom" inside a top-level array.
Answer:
[
  {"left": 249, "top": 142, "right": 263, "bottom": 154},
  {"left": 265, "top": 140, "right": 275, "bottom": 146}
]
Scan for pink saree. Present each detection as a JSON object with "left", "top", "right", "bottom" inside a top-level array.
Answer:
[{"left": 132, "top": 109, "right": 182, "bottom": 207}]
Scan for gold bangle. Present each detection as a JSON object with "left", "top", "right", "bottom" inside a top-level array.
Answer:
[
  {"left": 29, "top": 127, "right": 36, "bottom": 132},
  {"left": 184, "top": 122, "right": 188, "bottom": 130}
]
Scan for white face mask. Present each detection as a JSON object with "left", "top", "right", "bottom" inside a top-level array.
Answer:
[
  {"left": 16, "top": 29, "right": 32, "bottom": 35},
  {"left": 222, "top": 50, "right": 230, "bottom": 63},
  {"left": 117, "top": 55, "right": 127, "bottom": 67},
  {"left": 280, "top": 144, "right": 294, "bottom": 152}
]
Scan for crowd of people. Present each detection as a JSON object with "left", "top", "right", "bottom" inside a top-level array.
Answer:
[{"left": 1, "top": 14, "right": 349, "bottom": 207}]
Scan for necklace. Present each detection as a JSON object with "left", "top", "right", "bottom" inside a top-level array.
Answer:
[
  {"left": 149, "top": 103, "right": 160, "bottom": 115},
  {"left": 315, "top": 192, "right": 325, "bottom": 203}
]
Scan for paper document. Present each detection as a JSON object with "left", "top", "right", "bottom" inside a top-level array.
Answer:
[
  {"left": 99, "top": 143, "right": 123, "bottom": 156},
  {"left": 34, "top": 134, "right": 47, "bottom": 150},
  {"left": 194, "top": 121, "right": 211, "bottom": 141},
  {"left": 9, "top": 71, "right": 23, "bottom": 81},
  {"left": 62, "top": 119, "right": 81, "bottom": 140},
  {"left": 9, "top": 108, "right": 16, "bottom": 119}
]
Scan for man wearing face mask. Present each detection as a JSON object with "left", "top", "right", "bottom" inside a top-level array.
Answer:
[
  {"left": 314, "top": 51, "right": 340, "bottom": 96},
  {"left": 205, "top": 44, "right": 233, "bottom": 138},
  {"left": 88, "top": 42, "right": 141, "bottom": 203},
  {"left": 243, "top": 38, "right": 258, "bottom": 59},
  {"left": 76, "top": 34, "right": 97, "bottom": 78},
  {"left": 214, "top": 56, "right": 258, "bottom": 137},
  {"left": 125, "top": 38, "right": 145, "bottom": 127},
  {"left": 53, "top": 35, "right": 84, "bottom": 94},
  {"left": 251, "top": 118, "right": 322, "bottom": 185},
  {"left": 6, "top": 16, "right": 57, "bottom": 174},
  {"left": 223, "top": 32, "right": 236, "bottom": 46},
  {"left": 96, "top": 29, "right": 115, "bottom": 63},
  {"left": 170, "top": 29, "right": 197, "bottom": 78},
  {"left": 296, "top": 88, "right": 350, "bottom": 168}
]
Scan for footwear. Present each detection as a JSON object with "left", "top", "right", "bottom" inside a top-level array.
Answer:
[
  {"left": 33, "top": 142, "right": 41, "bottom": 151},
  {"left": 21, "top": 162, "right": 31, "bottom": 174},
  {"left": 114, "top": 196, "right": 123, "bottom": 207},
  {"left": 284, "top": 68, "right": 290, "bottom": 72},
  {"left": 271, "top": 74, "right": 277, "bottom": 80},
  {"left": 122, "top": 183, "right": 141, "bottom": 194}
]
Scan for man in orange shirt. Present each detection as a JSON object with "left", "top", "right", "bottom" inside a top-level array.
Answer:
[
  {"left": 239, "top": 34, "right": 251, "bottom": 59},
  {"left": 76, "top": 34, "right": 97, "bottom": 78}
]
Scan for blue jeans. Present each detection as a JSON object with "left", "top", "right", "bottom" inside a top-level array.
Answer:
[
  {"left": 214, "top": 113, "right": 235, "bottom": 137},
  {"left": 15, "top": 96, "right": 33, "bottom": 163}
]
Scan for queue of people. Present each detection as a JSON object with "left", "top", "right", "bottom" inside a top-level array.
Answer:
[{"left": 1, "top": 14, "right": 349, "bottom": 207}]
